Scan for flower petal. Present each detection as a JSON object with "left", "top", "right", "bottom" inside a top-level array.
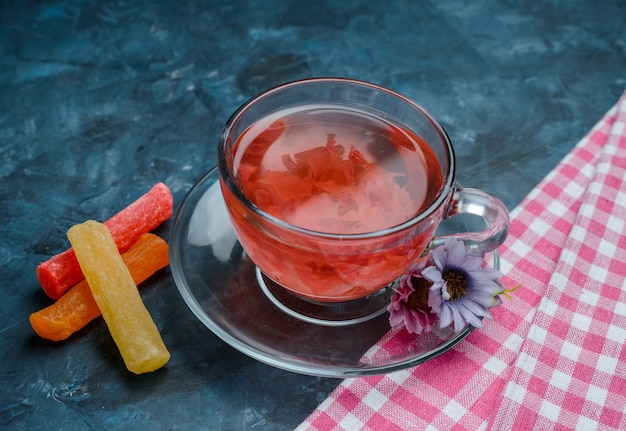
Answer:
[
  {"left": 427, "top": 287, "right": 444, "bottom": 311},
  {"left": 461, "top": 298, "right": 490, "bottom": 317},
  {"left": 445, "top": 239, "right": 467, "bottom": 267},
  {"left": 438, "top": 305, "right": 453, "bottom": 329},
  {"left": 429, "top": 249, "right": 447, "bottom": 272},
  {"left": 466, "top": 291, "right": 497, "bottom": 308},
  {"left": 423, "top": 265, "right": 443, "bottom": 283},
  {"left": 441, "top": 283, "right": 452, "bottom": 301},
  {"left": 389, "top": 311, "right": 406, "bottom": 328},
  {"left": 450, "top": 306, "right": 467, "bottom": 333},
  {"left": 470, "top": 268, "right": 503, "bottom": 283},
  {"left": 471, "top": 282, "right": 503, "bottom": 299},
  {"left": 460, "top": 305, "right": 483, "bottom": 329}
]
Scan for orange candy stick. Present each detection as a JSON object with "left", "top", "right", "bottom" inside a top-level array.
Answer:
[
  {"left": 37, "top": 183, "right": 173, "bottom": 300},
  {"left": 68, "top": 221, "right": 170, "bottom": 374},
  {"left": 30, "top": 233, "right": 169, "bottom": 342}
]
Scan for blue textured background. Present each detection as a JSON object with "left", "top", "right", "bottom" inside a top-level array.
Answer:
[{"left": 1, "top": 1, "right": 625, "bottom": 429}]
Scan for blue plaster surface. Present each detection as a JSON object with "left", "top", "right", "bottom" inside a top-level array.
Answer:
[{"left": 1, "top": 0, "right": 625, "bottom": 429}]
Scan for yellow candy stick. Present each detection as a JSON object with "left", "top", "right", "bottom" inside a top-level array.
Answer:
[{"left": 67, "top": 220, "right": 170, "bottom": 374}]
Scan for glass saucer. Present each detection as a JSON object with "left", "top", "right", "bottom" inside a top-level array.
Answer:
[{"left": 169, "top": 166, "right": 500, "bottom": 378}]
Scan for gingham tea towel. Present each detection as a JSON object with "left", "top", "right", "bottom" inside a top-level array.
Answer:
[{"left": 296, "top": 90, "right": 626, "bottom": 431}]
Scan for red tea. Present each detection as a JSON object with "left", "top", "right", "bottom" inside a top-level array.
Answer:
[
  {"left": 231, "top": 105, "right": 442, "bottom": 233},
  {"left": 222, "top": 104, "right": 445, "bottom": 301}
]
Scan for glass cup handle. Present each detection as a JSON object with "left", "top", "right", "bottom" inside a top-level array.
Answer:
[{"left": 429, "top": 187, "right": 510, "bottom": 256}]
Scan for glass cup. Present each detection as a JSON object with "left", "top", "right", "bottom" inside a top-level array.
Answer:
[{"left": 218, "top": 78, "right": 509, "bottom": 305}]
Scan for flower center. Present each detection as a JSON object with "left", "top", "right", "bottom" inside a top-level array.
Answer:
[
  {"left": 406, "top": 276, "right": 432, "bottom": 310},
  {"left": 444, "top": 269, "right": 470, "bottom": 301}
]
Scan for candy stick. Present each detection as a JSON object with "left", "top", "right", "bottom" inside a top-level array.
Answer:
[
  {"left": 68, "top": 220, "right": 170, "bottom": 374},
  {"left": 30, "top": 233, "right": 169, "bottom": 342},
  {"left": 37, "top": 182, "right": 173, "bottom": 300}
]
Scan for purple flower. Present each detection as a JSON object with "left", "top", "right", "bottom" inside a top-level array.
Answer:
[
  {"left": 388, "top": 262, "right": 438, "bottom": 335},
  {"left": 424, "top": 238, "right": 504, "bottom": 333}
]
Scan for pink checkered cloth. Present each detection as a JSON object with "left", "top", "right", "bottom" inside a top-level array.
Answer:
[{"left": 297, "top": 91, "right": 626, "bottom": 431}]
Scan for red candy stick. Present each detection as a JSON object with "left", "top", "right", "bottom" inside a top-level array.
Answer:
[{"left": 36, "top": 183, "right": 173, "bottom": 299}]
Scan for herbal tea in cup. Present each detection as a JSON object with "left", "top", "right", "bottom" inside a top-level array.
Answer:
[{"left": 218, "top": 78, "right": 509, "bottom": 303}]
